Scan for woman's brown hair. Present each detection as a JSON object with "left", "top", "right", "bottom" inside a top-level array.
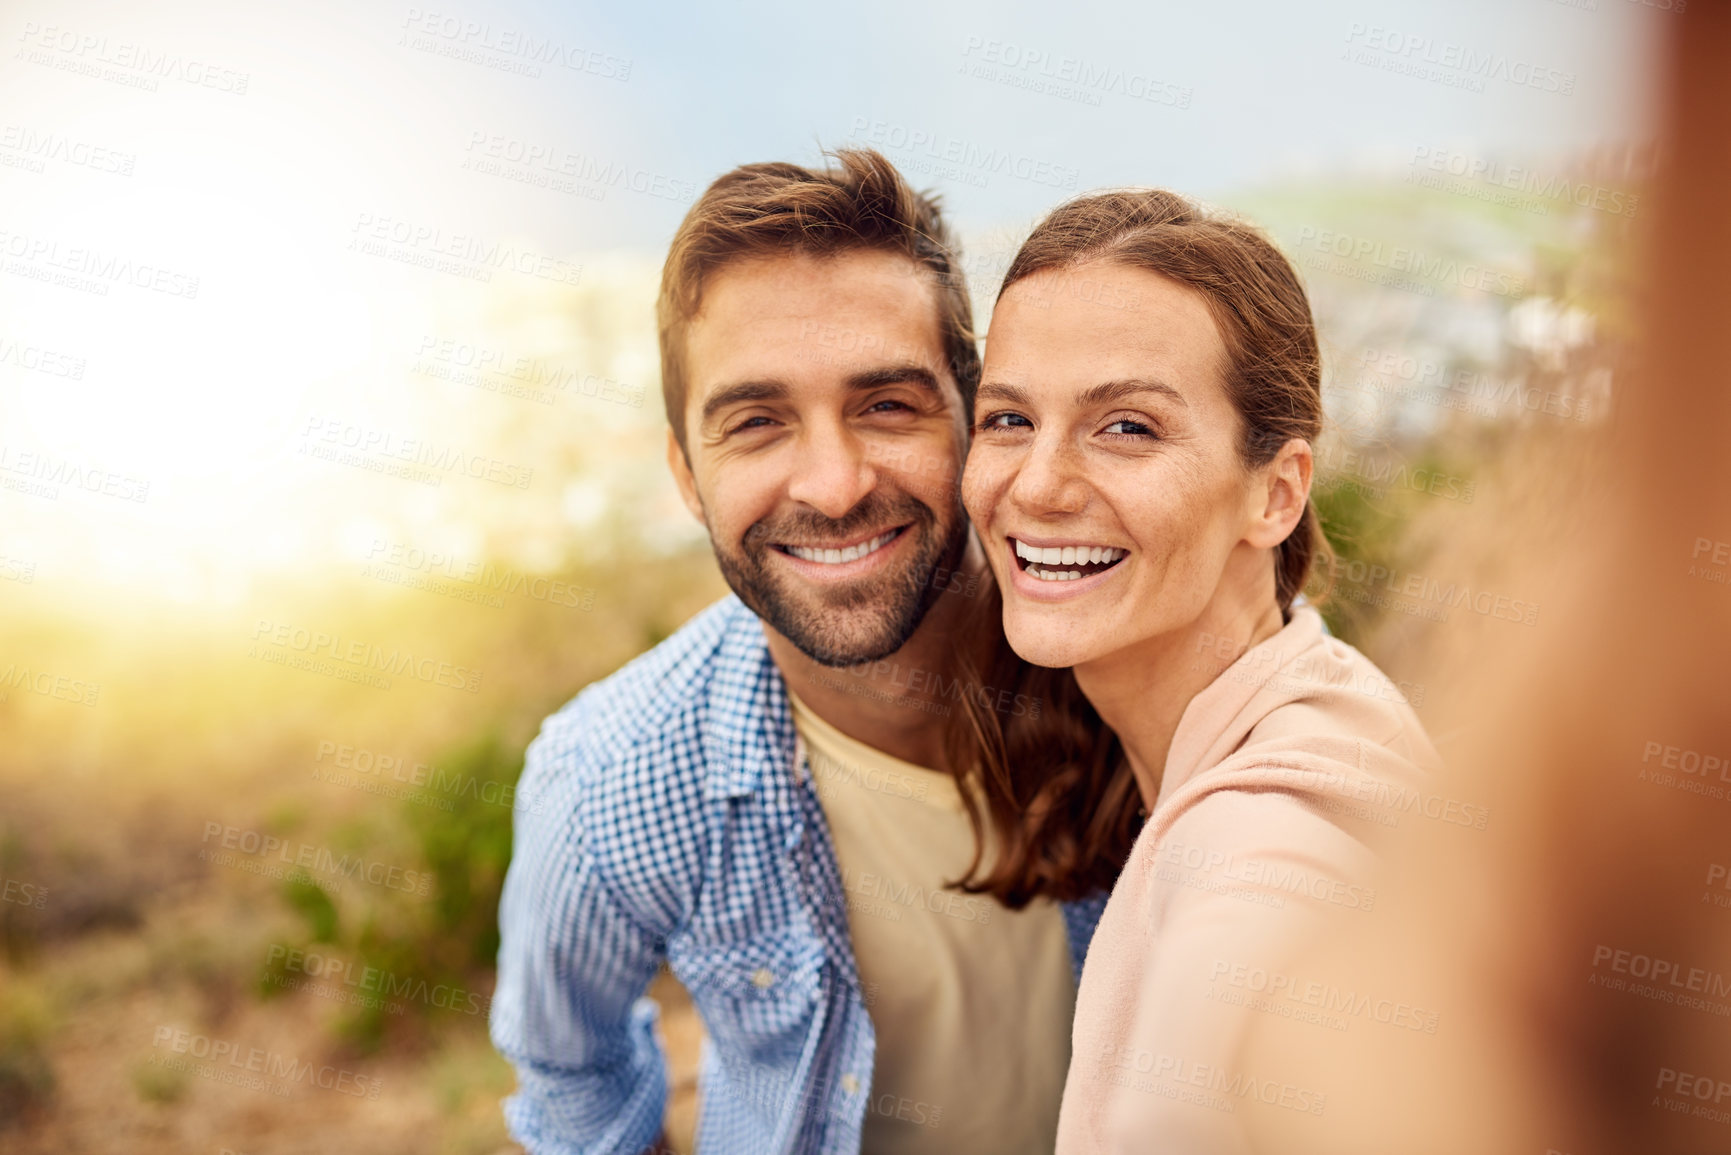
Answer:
[{"left": 948, "top": 188, "right": 1329, "bottom": 907}]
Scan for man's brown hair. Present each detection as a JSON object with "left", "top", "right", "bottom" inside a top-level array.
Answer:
[{"left": 656, "top": 148, "right": 980, "bottom": 452}]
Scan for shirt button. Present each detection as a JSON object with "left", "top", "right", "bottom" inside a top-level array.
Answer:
[
  {"left": 841, "top": 1073, "right": 860, "bottom": 1095},
  {"left": 751, "top": 967, "right": 776, "bottom": 989}
]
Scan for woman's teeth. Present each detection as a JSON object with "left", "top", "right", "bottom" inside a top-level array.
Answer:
[
  {"left": 783, "top": 529, "right": 899, "bottom": 565},
  {"left": 1013, "top": 538, "right": 1126, "bottom": 582}
]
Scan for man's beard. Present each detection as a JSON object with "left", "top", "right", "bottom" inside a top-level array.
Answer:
[{"left": 710, "top": 489, "right": 967, "bottom": 668}]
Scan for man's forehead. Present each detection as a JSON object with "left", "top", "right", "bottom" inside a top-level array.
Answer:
[
  {"left": 686, "top": 250, "right": 953, "bottom": 388},
  {"left": 694, "top": 248, "right": 942, "bottom": 326}
]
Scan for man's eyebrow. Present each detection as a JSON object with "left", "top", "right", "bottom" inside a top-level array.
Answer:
[
  {"left": 845, "top": 364, "right": 944, "bottom": 399},
  {"left": 700, "top": 380, "right": 789, "bottom": 426}
]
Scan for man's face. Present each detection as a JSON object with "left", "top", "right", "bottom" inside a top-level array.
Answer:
[{"left": 669, "top": 249, "right": 970, "bottom": 667}]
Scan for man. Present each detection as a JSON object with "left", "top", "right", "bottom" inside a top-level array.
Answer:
[{"left": 490, "top": 149, "right": 1106, "bottom": 1155}]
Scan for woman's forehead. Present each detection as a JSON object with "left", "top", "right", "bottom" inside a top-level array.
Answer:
[{"left": 983, "top": 266, "right": 1228, "bottom": 399}]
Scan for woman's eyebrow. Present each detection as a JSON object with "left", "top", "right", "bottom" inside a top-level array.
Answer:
[
  {"left": 974, "top": 378, "right": 1188, "bottom": 411},
  {"left": 974, "top": 381, "right": 1036, "bottom": 407},
  {"left": 1075, "top": 378, "right": 1188, "bottom": 408}
]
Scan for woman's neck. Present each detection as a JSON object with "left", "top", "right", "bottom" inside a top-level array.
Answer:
[{"left": 1074, "top": 556, "right": 1287, "bottom": 810}]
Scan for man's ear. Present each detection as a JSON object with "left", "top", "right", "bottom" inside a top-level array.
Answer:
[
  {"left": 1246, "top": 438, "right": 1313, "bottom": 549},
  {"left": 666, "top": 428, "right": 706, "bottom": 525}
]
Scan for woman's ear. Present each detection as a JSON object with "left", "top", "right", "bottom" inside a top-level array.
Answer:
[{"left": 1246, "top": 438, "right": 1313, "bottom": 549}]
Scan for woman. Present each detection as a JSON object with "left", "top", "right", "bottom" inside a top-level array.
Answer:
[{"left": 948, "top": 190, "right": 1440, "bottom": 1152}]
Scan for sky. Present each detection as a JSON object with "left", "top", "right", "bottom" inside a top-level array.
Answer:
[{"left": 0, "top": 0, "right": 1662, "bottom": 603}]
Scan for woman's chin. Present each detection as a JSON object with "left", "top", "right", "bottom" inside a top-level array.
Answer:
[{"left": 1003, "top": 617, "right": 1101, "bottom": 670}]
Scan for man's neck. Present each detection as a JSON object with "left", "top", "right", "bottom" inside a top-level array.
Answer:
[{"left": 764, "top": 538, "right": 985, "bottom": 770}]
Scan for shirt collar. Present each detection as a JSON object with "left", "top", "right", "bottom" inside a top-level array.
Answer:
[{"left": 701, "top": 605, "right": 797, "bottom": 800}]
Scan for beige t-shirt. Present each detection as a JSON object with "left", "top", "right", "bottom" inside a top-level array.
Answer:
[{"left": 788, "top": 690, "right": 1075, "bottom": 1155}]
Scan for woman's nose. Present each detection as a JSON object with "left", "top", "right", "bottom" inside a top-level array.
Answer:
[{"left": 1007, "top": 433, "right": 1087, "bottom": 517}]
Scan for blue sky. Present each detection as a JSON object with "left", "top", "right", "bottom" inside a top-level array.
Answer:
[{"left": 502, "top": 0, "right": 1658, "bottom": 243}]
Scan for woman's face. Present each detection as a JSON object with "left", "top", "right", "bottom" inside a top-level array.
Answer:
[{"left": 962, "top": 260, "right": 1305, "bottom": 671}]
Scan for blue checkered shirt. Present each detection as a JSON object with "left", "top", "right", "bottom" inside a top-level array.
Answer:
[{"left": 491, "top": 595, "right": 1108, "bottom": 1155}]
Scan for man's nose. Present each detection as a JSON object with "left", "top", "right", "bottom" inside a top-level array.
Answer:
[{"left": 785, "top": 422, "right": 878, "bottom": 520}]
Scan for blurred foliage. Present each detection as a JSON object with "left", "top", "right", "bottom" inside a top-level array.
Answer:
[
  {"left": 128, "top": 1057, "right": 187, "bottom": 1106},
  {"left": 0, "top": 977, "right": 56, "bottom": 1123},
  {"left": 260, "top": 725, "right": 524, "bottom": 1056}
]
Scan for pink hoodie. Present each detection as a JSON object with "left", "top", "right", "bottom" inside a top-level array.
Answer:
[{"left": 1055, "top": 606, "right": 1441, "bottom": 1154}]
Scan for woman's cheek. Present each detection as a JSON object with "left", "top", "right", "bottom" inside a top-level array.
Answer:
[{"left": 960, "top": 456, "right": 996, "bottom": 524}]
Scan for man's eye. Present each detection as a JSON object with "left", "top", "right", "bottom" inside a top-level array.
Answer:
[
  {"left": 977, "top": 412, "right": 1032, "bottom": 431},
  {"left": 728, "top": 415, "right": 776, "bottom": 435},
  {"left": 1103, "top": 419, "right": 1156, "bottom": 437},
  {"left": 865, "top": 399, "right": 913, "bottom": 414}
]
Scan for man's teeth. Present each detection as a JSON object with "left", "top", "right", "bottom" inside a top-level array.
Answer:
[
  {"left": 784, "top": 530, "right": 898, "bottom": 565},
  {"left": 1012, "top": 538, "right": 1126, "bottom": 582}
]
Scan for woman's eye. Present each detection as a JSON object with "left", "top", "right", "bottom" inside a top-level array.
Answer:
[
  {"left": 1103, "top": 418, "right": 1156, "bottom": 437},
  {"left": 977, "top": 411, "right": 1032, "bottom": 431}
]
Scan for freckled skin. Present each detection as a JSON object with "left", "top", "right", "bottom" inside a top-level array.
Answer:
[{"left": 963, "top": 260, "right": 1311, "bottom": 797}]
